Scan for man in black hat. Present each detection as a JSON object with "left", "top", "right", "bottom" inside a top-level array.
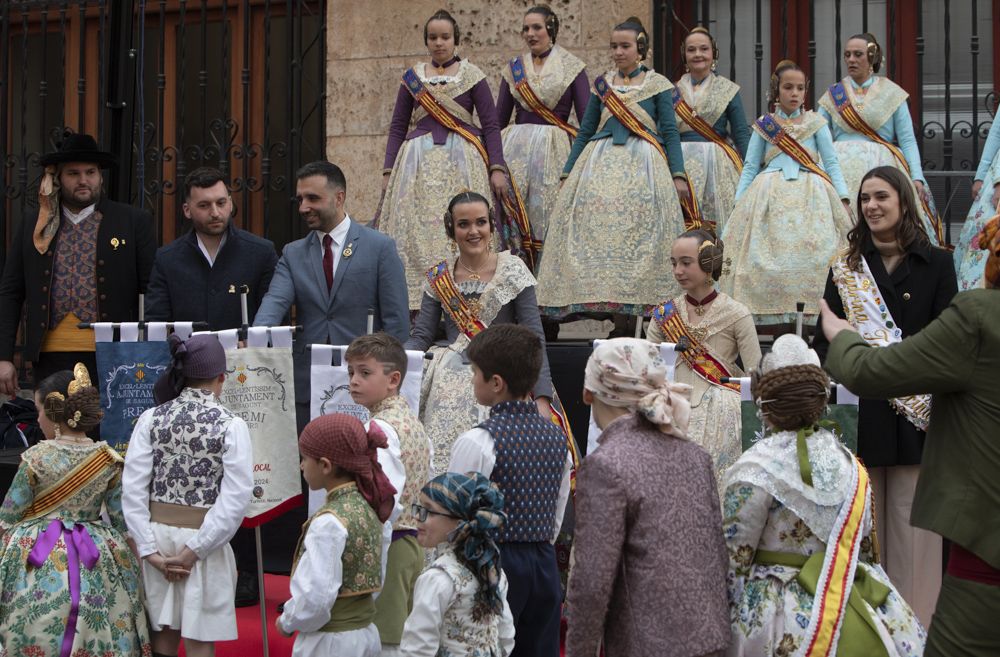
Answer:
[{"left": 0, "top": 132, "right": 156, "bottom": 395}]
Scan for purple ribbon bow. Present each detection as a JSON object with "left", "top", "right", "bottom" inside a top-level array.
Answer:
[{"left": 28, "top": 519, "right": 100, "bottom": 657}]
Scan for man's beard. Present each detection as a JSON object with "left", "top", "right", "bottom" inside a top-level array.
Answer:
[{"left": 60, "top": 186, "right": 101, "bottom": 210}]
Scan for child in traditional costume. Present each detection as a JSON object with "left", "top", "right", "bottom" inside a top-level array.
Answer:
[
  {"left": 648, "top": 229, "right": 761, "bottom": 493},
  {"left": 449, "top": 324, "right": 571, "bottom": 657},
  {"left": 346, "top": 333, "right": 432, "bottom": 657},
  {"left": 277, "top": 413, "right": 397, "bottom": 656},
  {"left": 721, "top": 60, "right": 853, "bottom": 326},
  {"left": 0, "top": 365, "right": 151, "bottom": 656},
  {"left": 567, "top": 338, "right": 730, "bottom": 657},
  {"left": 723, "top": 334, "right": 925, "bottom": 656},
  {"left": 123, "top": 334, "right": 253, "bottom": 657},
  {"left": 399, "top": 472, "right": 515, "bottom": 656}
]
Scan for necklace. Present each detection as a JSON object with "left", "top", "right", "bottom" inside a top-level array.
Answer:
[
  {"left": 686, "top": 289, "right": 718, "bottom": 316},
  {"left": 457, "top": 254, "right": 492, "bottom": 281},
  {"left": 432, "top": 55, "right": 460, "bottom": 77},
  {"left": 531, "top": 48, "right": 552, "bottom": 67},
  {"left": 617, "top": 64, "right": 645, "bottom": 85}
]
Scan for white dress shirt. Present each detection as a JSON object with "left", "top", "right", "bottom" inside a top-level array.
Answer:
[
  {"left": 63, "top": 203, "right": 96, "bottom": 225},
  {"left": 196, "top": 232, "right": 228, "bottom": 266},
  {"left": 318, "top": 215, "right": 353, "bottom": 281},
  {"left": 369, "top": 417, "right": 406, "bottom": 589}
]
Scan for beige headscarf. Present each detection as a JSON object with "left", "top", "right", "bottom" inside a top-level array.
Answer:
[{"left": 584, "top": 338, "right": 692, "bottom": 438}]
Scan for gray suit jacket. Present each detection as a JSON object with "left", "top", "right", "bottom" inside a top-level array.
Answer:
[{"left": 253, "top": 218, "right": 409, "bottom": 404}]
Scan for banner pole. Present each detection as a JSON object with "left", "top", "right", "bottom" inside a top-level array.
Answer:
[
  {"left": 367, "top": 308, "right": 374, "bottom": 335},
  {"left": 138, "top": 294, "right": 145, "bottom": 341},
  {"left": 255, "top": 526, "right": 270, "bottom": 657},
  {"left": 240, "top": 288, "right": 250, "bottom": 342},
  {"left": 795, "top": 302, "right": 805, "bottom": 338}
]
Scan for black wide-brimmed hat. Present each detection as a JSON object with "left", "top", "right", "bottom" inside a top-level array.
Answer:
[{"left": 39, "top": 132, "right": 116, "bottom": 168}]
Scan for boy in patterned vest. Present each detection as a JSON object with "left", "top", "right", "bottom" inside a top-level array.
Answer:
[
  {"left": 346, "top": 332, "right": 432, "bottom": 657},
  {"left": 449, "top": 324, "right": 571, "bottom": 657},
  {"left": 122, "top": 334, "right": 253, "bottom": 657},
  {"left": 277, "top": 413, "right": 397, "bottom": 656}
]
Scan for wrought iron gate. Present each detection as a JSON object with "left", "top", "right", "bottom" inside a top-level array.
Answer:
[{"left": 1, "top": 0, "right": 326, "bottom": 253}]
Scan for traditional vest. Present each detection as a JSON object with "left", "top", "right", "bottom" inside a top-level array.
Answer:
[
  {"left": 148, "top": 387, "right": 232, "bottom": 508},
  {"left": 432, "top": 549, "right": 503, "bottom": 655},
  {"left": 50, "top": 210, "right": 101, "bottom": 326},
  {"left": 480, "top": 400, "right": 566, "bottom": 543},
  {"left": 371, "top": 395, "right": 431, "bottom": 531}
]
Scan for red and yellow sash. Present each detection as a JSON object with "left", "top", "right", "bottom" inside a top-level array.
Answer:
[
  {"left": 828, "top": 82, "right": 947, "bottom": 245},
  {"left": 672, "top": 88, "right": 744, "bottom": 173},
  {"left": 802, "top": 457, "right": 871, "bottom": 657},
  {"left": 651, "top": 300, "right": 739, "bottom": 392},
  {"left": 425, "top": 260, "right": 580, "bottom": 486},
  {"left": 753, "top": 114, "right": 834, "bottom": 186},
  {"left": 509, "top": 56, "right": 578, "bottom": 140},
  {"left": 24, "top": 446, "right": 117, "bottom": 520},
  {"left": 403, "top": 68, "right": 540, "bottom": 267},
  {"left": 594, "top": 76, "right": 705, "bottom": 230}
]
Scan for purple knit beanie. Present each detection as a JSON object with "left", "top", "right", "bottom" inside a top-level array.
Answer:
[{"left": 153, "top": 333, "right": 228, "bottom": 404}]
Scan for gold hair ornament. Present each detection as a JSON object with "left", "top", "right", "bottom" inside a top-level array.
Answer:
[{"left": 67, "top": 362, "right": 92, "bottom": 395}]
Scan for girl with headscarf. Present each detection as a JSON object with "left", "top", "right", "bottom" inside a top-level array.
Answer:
[
  {"left": 278, "top": 413, "right": 397, "bottom": 657},
  {"left": 723, "top": 334, "right": 925, "bottom": 656},
  {"left": 566, "top": 338, "right": 730, "bottom": 657},
  {"left": 399, "top": 472, "right": 515, "bottom": 657}
]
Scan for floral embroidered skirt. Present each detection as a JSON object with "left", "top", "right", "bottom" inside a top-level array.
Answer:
[
  {"left": 833, "top": 140, "right": 940, "bottom": 245},
  {"left": 682, "top": 140, "right": 741, "bottom": 233},
  {"left": 720, "top": 171, "right": 853, "bottom": 324},
  {"left": 0, "top": 516, "right": 151, "bottom": 656},
  {"left": 501, "top": 123, "right": 573, "bottom": 260},
  {"left": 536, "top": 136, "right": 685, "bottom": 316},
  {"left": 684, "top": 382, "right": 743, "bottom": 498},
  {"left": 379, "top": 133, "right": 492, "bottom": 310},
  {"left": 953, "top": 154, "right": 999, "bottom": 290}
]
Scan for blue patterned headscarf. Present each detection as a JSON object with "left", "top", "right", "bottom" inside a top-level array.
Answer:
[{"left": 422, "top": 472, "right": 507, "bottom": 615}]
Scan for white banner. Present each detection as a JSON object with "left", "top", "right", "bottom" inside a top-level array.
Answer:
[{"left": 219, "top": 338, "right": 301, "bottom": 525}]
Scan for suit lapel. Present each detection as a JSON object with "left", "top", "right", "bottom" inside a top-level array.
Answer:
[
  {"left": 307, "top": 232, "right": 332, "bottom": 306},
  {"left": 329, "top": 223, "right": 362, "bottom": 303}
]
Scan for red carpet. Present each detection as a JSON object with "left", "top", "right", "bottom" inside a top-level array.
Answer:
[{"left": 179, "top": 574, "right": 296, "bottom": 657}]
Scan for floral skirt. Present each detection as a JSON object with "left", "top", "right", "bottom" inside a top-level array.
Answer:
[
  {"left": 833, "top": 140, "right": 940, "bottom": 245},
  {"left": 683, "top": 140, "right": 741, "bottom": 233},
  {"left": 536, "top": 136, "right": 686, "bottom": 316},
  {"left": 502, "top": 123, "right": 572, "bottom": 260},
  {"left": 379, "top": 133, "right": 492, "bottom": 310},
  {"left": 685, "top": 383, "right": 743, "bottom": 498},
  {"left": 0, "top": 516, "right": 151, "bottom": 656},
  {"left": 720, "top": 172, "right": 853, "bottom": 324},
  {"left": 953, "top": 155, "right": 999, "bottom": 290}
]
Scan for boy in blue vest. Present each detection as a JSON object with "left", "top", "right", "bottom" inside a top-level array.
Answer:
[{"left": 449, "top": 324, "right": 571, "bottom": 657}]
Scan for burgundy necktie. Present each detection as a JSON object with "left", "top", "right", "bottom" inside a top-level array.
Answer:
[{"left": 322, "top": 234, "right": 334, "bottom": 291}]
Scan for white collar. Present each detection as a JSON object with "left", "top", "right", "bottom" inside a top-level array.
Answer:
[
  {"left": 318, "top": 214, "right": 352, "bottom": 246},
  {"left": 63, "top": 203, "right": 97, "bottom": 225}
]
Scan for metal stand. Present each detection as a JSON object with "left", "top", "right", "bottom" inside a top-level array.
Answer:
[{"left": 255, "top": 525, "right": 270, "bottom": 657}]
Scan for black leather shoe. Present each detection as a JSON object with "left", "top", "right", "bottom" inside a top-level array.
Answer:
[{"left": 235, "top": 570, "right": 259, "bottom": 607}]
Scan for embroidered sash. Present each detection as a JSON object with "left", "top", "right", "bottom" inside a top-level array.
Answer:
[
  {"left": 24, "top": 446, "right": 117, "bottom": 520},
  {"left": 827, "top": 81, "right": 946, "bottom": 244},
  {"left": 594, "top": 75, "right": 705, "bottom": 229},
  {"left": 798, "top": 456, "right": 871, "bottom": 657},
  {"left": 402, "top": 68, "right": 540, "bottom": 267},
  {"left": 425, "top": 260, "right": 580, "bottom": 482},
  {"left": 672, "top": 87, "right": 743, "bottom": 173},
  {"left": 651, "top": 300, "right": 740, "bottom": 392},
  {"left": 830, "top": 255, "right": 932, "bottom": 431},
  {"left": 509, "top": 56, "right": 578, "bottom": 139},
  {"left": 753, "top": 114, "right": 834, "bottom": 186}
]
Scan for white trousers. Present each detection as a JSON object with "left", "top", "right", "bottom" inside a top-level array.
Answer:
[{"left": 870, "top": 465, "right": 942, "bottom": 628}]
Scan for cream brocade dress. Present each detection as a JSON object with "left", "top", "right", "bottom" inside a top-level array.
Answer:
[
  {"left": 499, "top": 45, "right": 586, "bottom": 248},
  {"left": 647, "top": 293, "right": 761, "bottom": 494}
]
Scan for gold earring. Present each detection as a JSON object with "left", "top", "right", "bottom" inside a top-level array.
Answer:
[
  {"left": 449, "top": 239, "right": 458, "bottom": 254},
  {"left": 711, "top": 61, "right": 717, "bottom": 71}
]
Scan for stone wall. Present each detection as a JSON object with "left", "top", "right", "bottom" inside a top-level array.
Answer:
[{"left": 325, "top": 0, "right": 652, "bottom": 221}]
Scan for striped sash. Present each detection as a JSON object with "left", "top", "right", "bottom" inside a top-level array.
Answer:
[
  {"left": 509, "top": 56, "right": 578, "bottom": 139},
  {"left": 24, "top": 446, "right": 117, "bottom": 520},
  {"left": 594, "top": 76, "right": 705, "bottom": 230},
  {"left": 402, "top": 68, "right": 540, "bottom": 267},
  {"left": 651, "top": 300, "right": 739, "bottom": 392},
  {"left": 672, "top": 87, "right": 743, "bottom": 173},
  {"left": 753, "top": 114, "right": 834, "bottom": 186},
  {"left": 828, "top": 82, "right": 946, "bottom": 244}
]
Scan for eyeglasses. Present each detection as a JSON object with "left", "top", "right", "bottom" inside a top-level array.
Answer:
[{"left": 411, "top": 503, "right": 460, "bottom": 522}]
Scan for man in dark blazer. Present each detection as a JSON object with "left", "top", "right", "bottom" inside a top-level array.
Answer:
[
  {"left": 144, "top": 167, "right": 278, "bottom": 330},
  {"left": 253, "top": 160, "right": 409, "bottom": 431},
  {"left": 0, "top": 133, "right": 155, "bottom": 395}
]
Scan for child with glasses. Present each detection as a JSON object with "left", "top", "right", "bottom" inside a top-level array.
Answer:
[
  {"left": 400, "top": 472, "right": 515, "bottom": 655},
  {"left": 345, "top": 333, "right": 432, "bottom": 656},
  {"left": 277, "top": 413, "right": 398, "bottom": 657}
]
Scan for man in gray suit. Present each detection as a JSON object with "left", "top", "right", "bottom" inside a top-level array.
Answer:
[{"left": 254, "top": 161, "right": 409, "bottom": 430}]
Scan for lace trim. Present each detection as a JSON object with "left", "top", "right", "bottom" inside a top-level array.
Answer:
[{"left": 411, "top": 60, "right": 485, "bottom": 125}]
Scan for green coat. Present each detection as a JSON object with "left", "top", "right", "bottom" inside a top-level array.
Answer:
[{"left": 826, "top": 288, "right": 1000, "bottom": 570}]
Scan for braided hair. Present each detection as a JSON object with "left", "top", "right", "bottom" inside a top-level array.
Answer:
[
  {"left": 767, "top": 59, "right": 808, "bottom": 110},
  {"left": 614, "top": 17, "right": 649, "bottom": 60},
  {"left": 525, "top": 5, "right": 559, "bottom": 43},
  {"left": 443, "top": 190, "right": 492, "bottom": 239},
  {"left": 752, "top": 363, "right": 829, "bottom": 432},
  {"left": 676, "top": 228, "right": 725, "bottom": 281},
  {"left": 847, "top": 32, "right": 883, "bottom": 73},
  {"left": 37, "top": 369, "right": 103, "bottom": 432}
]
